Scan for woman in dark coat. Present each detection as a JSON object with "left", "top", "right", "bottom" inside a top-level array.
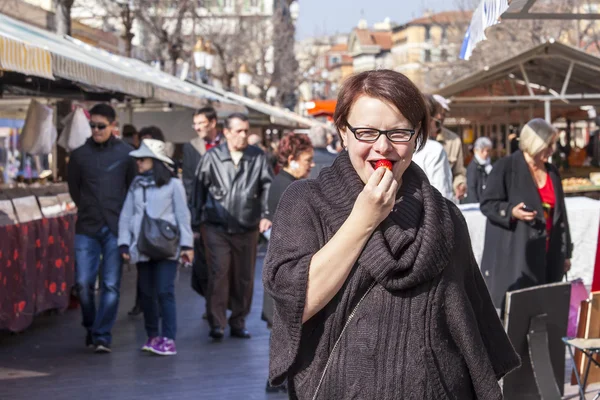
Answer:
[
  {"left": 263, "top": 133, "right": 314, "bottom": 393},
  {"left": 263, "top": 70, "right": 519, "bottom": 400},
  {"left": 480, "top": 118, "right": 573, "bottom": 311},
  {"left": 465, "top": 136, "right": 493, "bottom": 204}
]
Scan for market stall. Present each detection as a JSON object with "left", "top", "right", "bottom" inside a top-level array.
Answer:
[
  {"left": 0, "top": 12, "right": 247, "bottom": 332},
  {"left": 0, "top": 186, "right": 76, "bottom": 332}
]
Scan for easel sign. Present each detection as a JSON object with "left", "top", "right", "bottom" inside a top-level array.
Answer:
[{"left": 503, "top": 282, "right": 571, "bottom": 400}]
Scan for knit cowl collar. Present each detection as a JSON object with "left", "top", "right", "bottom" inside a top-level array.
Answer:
[{"left": 318, "top": 151, "right": 455, "bottom": 291}]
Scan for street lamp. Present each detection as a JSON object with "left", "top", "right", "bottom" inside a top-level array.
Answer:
[
  {"left": 238, "top": 63, "right": 251, "bottom": 97},
  {"left": 289, "top": 1, "right": 299, "bottom": 22},
  {"left": 194, "top": 38, "right": 215, "bottom": 83}
]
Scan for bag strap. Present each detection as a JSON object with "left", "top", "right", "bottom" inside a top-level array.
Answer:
[{"left": 311, "top": 280, "right": 377, "bottom": 400}]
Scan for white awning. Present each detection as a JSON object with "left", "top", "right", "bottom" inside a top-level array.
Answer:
[
  {"left": 0, "top": 13, "right": 241, "bottom": 110},
  {"left": 0, "top": 12, "right": 152, "bottom": 98},
  {"left": 66, "top": 37, "right": 244, "bottom": 110}
]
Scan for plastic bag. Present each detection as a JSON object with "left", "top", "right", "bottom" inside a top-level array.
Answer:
[
  {"left": 21, "top": 99, "right": 57, "bottom": 155},
  {"left": 57, "top": 108, "right": 91, "bottom": 151},
  {"left": 568, "top": 279, "right": 589, "bottom": 337}
]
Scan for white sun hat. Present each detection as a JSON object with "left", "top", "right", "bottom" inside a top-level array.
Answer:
[
  {"left": 433, "top": 94, "right": 451, "bottom": 112},
  {"left": 129, "top": 138, "right": 174, "bottom": 165}
]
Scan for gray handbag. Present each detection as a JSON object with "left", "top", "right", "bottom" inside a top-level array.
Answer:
[{"left": 137, "top": 186, "right": 180, "bottom": 260}]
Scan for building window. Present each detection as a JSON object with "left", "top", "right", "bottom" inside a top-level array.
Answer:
[
  {"left": 424, "top": 49, "right": 431, "bottom": 63},
  {"left": 425, "top": 26, "right": 431, "bottom": 41},
  {"left": 441, "top": 49, "right": 448, "bottom": 62}
]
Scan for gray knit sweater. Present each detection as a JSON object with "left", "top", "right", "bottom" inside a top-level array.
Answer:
[{"left": 263, "top": 151, "right": 520, "bottom": 399}]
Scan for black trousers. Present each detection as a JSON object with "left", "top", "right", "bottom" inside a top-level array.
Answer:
[
  {"left": 202, "top": 225, "right": 259, "bottom": 330},
  {"left": 191, "top": 234, "right": 208, "bottom": 297}
]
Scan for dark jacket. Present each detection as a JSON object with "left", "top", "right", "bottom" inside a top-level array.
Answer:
[
  {"left": 308, "top": 148, "right": 337, "bottom": 180},
  {"left": 192, "top": 143, "right": 273, "bottom": 234},
  {"left": 465, "top": 158, "right": 490, "bottom": 204},
  {"left": 67, "top": 136, "right": 136, "bottom": 237},
  {"left": 267, "top": 170, "right": 296, "bottom": 218},
  {"left": 182, "top": 140, "right": 204, "bottom": 205},
  {"left": 480, "top": 150, "right": 573, "bottom": 308},
  {"left": 264, "top": 152, "right": 520, "bottom": 399},
  {"left": 263, "top": 169, "right": 297, "bottom": 326}
]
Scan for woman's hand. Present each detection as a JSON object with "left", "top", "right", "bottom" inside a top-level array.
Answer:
[
  {"left": 352, "top": 168, "right": 398, "bottom": 231},
  {"left": 122, "top": 253, "right": 130, "bottom": 261},
  {"left": 564, "top": 259, "right": 572, "bottom": 273},
  {"left": 180, "top": 249, "right": 194, "bottom": 264},
  {"left": 511, "top": 202, "right": 537, "bottom": 222}
]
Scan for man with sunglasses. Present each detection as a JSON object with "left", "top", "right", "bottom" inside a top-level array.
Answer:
[{"left": 67, "top": 103, "right": 136, "bottom": 353}]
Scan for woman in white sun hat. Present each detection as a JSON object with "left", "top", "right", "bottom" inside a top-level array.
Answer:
[{"left": 118, "top": 137, "right": 194, "bottom": 356}]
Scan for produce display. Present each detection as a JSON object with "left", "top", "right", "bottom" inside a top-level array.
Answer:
[{"left": 562, "top": 177, "right": 594, "bottom": 188}]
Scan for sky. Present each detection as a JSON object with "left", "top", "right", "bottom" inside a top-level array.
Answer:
[{"left": 295, "top": 0, "right": 463, "bottom": 39}]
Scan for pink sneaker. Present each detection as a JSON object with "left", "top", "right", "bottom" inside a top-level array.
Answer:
[
  {"left": 141, "top": 337, "right": 160, "bottom": 352},
  {"left": 149, "top": 337, "right": 177, "bottom": 356}
]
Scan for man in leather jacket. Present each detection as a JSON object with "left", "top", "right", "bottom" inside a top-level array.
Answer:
[{"left": 192, "top": 113, "right": 273, "bottom": 340}]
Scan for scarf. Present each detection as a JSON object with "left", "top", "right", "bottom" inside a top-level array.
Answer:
[
  {"left": 475, "top": 153, "right": 493, "bottom": 174},
  {"left": 318, "top": 151, "right": 455, "bottom": 291}
]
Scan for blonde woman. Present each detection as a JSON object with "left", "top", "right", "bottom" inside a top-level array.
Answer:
[{"left": 480, "top": 118, "right": 573, "bottom": 312}]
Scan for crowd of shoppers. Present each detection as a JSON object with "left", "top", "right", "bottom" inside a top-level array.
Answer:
[{"left": 64, "top": 66, "right": 581, "bottom": 399}]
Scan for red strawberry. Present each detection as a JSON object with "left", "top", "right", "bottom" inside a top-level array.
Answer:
[{"left": 374, "top": 160, "right": 393, "bottom": 171}]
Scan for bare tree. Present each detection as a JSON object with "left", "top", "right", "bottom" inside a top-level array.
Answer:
[
  {"left": 73, "top": 0, "right": 137, "bottom": 57},
  {"left": 271, "top": 0, "right": 299, "bottom": 109},
  {"left": 53, "top": 0, "right": 75, "bottom": 35}
]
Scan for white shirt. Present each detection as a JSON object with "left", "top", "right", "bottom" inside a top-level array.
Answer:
[{"left": 412, "top": 139, "right": 455, "bottom": 202}]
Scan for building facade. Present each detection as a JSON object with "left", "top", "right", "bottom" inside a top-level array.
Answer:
[
  {"left": 347, "top": 19, "right": 394, "bottom": 73},
  {"left": 391, "top": 10, "right": 471, "bottom": 91}
]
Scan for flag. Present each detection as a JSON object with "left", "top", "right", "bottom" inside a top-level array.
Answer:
[{"left": 460, "top": 0, "right": 510, "bottom": 60}]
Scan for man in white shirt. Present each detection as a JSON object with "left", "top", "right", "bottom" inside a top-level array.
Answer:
[{"left": 412, "top": 95, "right": 454, "bottom": 202}]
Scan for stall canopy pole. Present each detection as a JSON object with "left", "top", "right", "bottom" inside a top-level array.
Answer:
[{"left": 544, "top": 100, "right": 552, "bottom": 123}]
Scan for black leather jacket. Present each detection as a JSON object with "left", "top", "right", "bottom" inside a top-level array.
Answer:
[{"left": 192, "top": 143, "right": 273, "bottom": 233}]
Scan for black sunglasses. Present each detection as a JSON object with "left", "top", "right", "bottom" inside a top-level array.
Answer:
[
  {"left": 346, "top": 123, "right": 416, "bottom": 143},
  {"left": 89, "top": 122, "right": 108, "bottom": 131}
]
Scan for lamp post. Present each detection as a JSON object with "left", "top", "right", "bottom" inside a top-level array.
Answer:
[
  {"left": 238, "top": 63, "right": 251, "bottom": 97},
  {"left": 193, "top": 38, "right": 214, "bottom": 84}
]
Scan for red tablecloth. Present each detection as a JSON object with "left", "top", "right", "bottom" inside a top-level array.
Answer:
[
  {"left": 0, "top": 215, "right": 76, "bottom": 332},
  {"left": 592, "top": 223, "right": 600, "bottom": 292}
]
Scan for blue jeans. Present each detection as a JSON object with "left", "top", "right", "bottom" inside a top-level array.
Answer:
[
  {"left": 74, "top": 226, "right": 122, "bottom": 345},
  {"left": 137, "top": 259, "right": 178, "bottom": 340}
]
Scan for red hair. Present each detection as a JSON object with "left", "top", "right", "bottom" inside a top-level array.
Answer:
[{"left": 277, "top": 133, "right": 313, "bottom": 167}]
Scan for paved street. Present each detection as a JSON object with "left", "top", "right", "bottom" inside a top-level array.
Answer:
[{"left": 0, "top": 251, "right": 286, "bottom": 400}]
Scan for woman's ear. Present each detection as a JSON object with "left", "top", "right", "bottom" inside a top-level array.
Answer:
[
  {"left": 287, "top": 154, "right": 294, "bottom": 166},
  {"left": 339, "top": 129, "right": 348, "bottom": 149}
]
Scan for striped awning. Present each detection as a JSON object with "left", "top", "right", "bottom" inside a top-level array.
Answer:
[{"left": 0, "top": 36, "right": 53, "bottom": 80}]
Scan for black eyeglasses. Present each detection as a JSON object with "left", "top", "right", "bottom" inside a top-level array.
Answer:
[
  {"left": 89, "top": 122, "right": 108, "bottom": 131},
  {"left": 346, "top": 123, "right": 416, "bottom": 143}
]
